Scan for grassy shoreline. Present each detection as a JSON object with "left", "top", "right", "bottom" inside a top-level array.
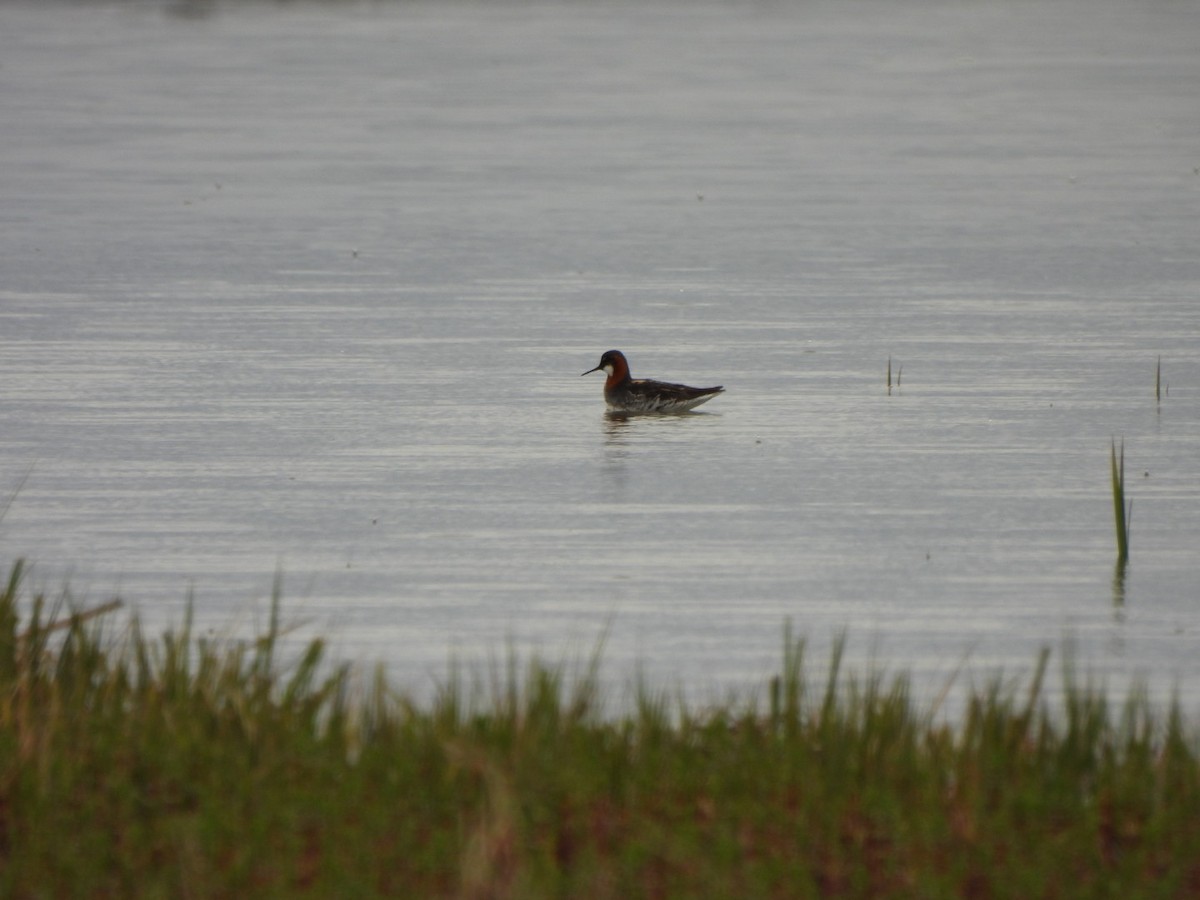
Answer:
[{"left": 3, "top": 561, "right": 1199, "bottom": 897}]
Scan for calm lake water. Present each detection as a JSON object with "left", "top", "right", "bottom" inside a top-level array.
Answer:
[{"left": 2, "top": 0, "right": 1198, "bottom": 714}]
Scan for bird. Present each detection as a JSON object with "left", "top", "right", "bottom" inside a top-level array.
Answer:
[{"left": 581, "top": 350, "right": 724, "bottom": 414}]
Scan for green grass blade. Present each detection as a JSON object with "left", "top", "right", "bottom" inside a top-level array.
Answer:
[{"left": 1110, "top": 439, "right": 1129, "bottom": 562}]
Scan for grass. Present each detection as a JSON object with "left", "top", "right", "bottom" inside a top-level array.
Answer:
[
  {"left": 886, "top": 357, "right": 901, "bottom": 395},
  {"left": 3, "top": 561, "right": 1200, "bottom": 898},
  {"left": 1111, "top": 438, "right": 1132, "bottom": 564}
]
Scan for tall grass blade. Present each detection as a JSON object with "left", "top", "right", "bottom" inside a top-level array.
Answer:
[
  {"left": 0, "top": 464, "right": 35, "bottom": 525},
  {"left": 1110, "top": 438, "right": 1129, "bottom": 563},
  {"left": 0, "top": 560, "right": 24, "bottom": 685}
]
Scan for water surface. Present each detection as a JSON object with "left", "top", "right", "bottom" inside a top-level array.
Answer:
[{"left": 2, "top": 0, "right": 1199, "bottom": 713}]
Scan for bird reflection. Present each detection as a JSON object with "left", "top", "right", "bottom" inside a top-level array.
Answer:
[{"left": 603, "top": 412, "right": 633, "bottom": 442}]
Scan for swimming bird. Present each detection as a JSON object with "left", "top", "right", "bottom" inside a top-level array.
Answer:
[{"left": 581, "top": 350, "right": 724, "bottom": 414}]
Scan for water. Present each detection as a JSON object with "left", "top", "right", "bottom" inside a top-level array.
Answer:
[{"left": 2, "top": 0, "right": 1199, "bottom": 714}]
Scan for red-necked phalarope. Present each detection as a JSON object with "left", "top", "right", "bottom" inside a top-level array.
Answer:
[{"left": 581, "top": 349, "right": 724, "bottom": 414}]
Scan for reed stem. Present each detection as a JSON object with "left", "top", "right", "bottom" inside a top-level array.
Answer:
[{"left": 1110, "top": 439, "right": 1130, "bottom": 563}]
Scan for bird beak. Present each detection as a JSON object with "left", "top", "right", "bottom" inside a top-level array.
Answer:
[{"left": 581, "top": 365, "right": 602, "bottom": 376}]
